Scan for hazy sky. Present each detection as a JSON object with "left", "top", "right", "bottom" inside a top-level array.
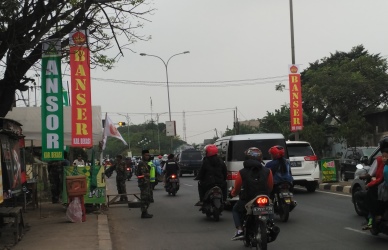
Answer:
[{"left": 25, "top": 0, "right": 388, "bottom": 145}]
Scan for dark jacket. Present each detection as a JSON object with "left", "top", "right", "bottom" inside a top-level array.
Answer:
[
  {"left": 196, "top": 155, "right": 227, "bottom": 187},
  {"left": 164, "top": 160, "right": 179, "bottom": 177}
]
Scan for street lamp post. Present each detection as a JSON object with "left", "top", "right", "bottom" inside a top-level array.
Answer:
[{"left": 140, "top": 51, "right": 190, "bottom": 122}]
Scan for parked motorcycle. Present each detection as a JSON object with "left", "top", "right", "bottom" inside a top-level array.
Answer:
[
  {"left": 200, "top": 186, "right": 224, "bottom": 221},
  {"left": 273, "top": 182, "right": 296, "bottom": 222},
  {"left": 240, "top": 195, "right": 280, "bottom": 250},
  {"left": 165, "top": 174, "right": 179, "bottom": 196}
]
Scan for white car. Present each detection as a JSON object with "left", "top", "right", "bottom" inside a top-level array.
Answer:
[{"left": 286, "top": 141, "right": 320, "bottom": 192}]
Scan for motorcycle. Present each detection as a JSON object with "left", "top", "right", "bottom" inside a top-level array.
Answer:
[
  {"left": 352, "top": 164, "right": 388, "bottom": 236},
  {"left": 200, "top": 186, "right": 224, "bottom": 221},
  {"left": 165, "top": 174, "right": 179, "bottom": 196},
  {"left": 273, "top": 182, "right": 296, "bottom": 222},
  {"left": 241, "top": 195, "right": 280, "bottom": 250}
]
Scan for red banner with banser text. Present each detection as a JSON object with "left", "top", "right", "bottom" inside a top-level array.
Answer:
[
  {"left": 70, "top": 30, "right": 93, "bottom": 147},
  {"left": 289, "top": 68, "right": 303, "bottom": 132}
]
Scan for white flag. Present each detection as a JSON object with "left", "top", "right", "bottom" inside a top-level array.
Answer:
[{"left": 102, "top": 113, "right": 127, "bottom": 150}]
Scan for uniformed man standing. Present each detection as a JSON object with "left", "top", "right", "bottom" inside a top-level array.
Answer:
[
  {"left": 113, "top": 155, "right": 127, "bottom": 201},
  {"left": 137, "top": 149, "right": 153, "bottom": 218}
]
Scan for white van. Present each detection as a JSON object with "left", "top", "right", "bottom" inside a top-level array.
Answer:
[{"left": 214, "top": 133, "right": 287, "bottom": 202}]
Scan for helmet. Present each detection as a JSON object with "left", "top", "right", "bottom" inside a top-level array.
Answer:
[
  {"left": 162, "top": 154, "right": 168, "bottom": 161},
  {"left": 204, "top": 144, "right": 218, "bottom": 157},
  {"left": 158, "top": 155, "right": 163, "bottom": 159},
  {"left": 269, "top": 145, "right": 285, "bottom": 159},
  {"left": 245, "top": 147, "right": 263, "bottom": 161},
  {"left": 379, "top": 137, "right": 388, "bottom": 151}
]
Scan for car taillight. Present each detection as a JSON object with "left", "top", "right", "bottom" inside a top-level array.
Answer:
[
  {"left": 171, "top": 175, "right": 176, "bottom": 179},
  {"left": 227, "top": 171, "right": 238, "bottom": 180},
  {"left": 304, "top": 155, "right": 317, "bottom": 161},
  {"left": 256, "top": 196, "right": 269, "bottom": 207}
]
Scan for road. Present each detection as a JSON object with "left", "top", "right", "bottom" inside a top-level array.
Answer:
[{"left": 105, "top": 174, "right": 388, "bottom": 250}]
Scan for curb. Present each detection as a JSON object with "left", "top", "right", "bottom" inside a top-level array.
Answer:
[
  {"left": 319, "top": 183, "right": 352, "bottom": 194},
  {"left": 98, "top": 214, "right": 112, "bottom": 250}
]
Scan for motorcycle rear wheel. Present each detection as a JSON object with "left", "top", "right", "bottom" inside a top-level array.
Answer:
[
  {"left": 255, "top": 220, "right": 267, "bottom": 250},
  {"left": 280, "top": 204, "right": 290, "bottom": 222}
]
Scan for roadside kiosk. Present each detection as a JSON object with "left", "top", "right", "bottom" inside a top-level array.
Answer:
[{"left": 0, "top": 118, "right": 25, "bottom": 244}]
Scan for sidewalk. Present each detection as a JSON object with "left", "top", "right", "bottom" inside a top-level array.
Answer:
[{"left": 0, "top": 202, "right": 112, "bottom": 250}]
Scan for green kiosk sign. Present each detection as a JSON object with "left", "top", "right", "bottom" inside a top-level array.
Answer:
[{"left": 321, "top": 159, "right": 337, "bottom": 182}]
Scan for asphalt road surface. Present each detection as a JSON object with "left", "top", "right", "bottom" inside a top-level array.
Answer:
[{"left": 105, "top": 174, "right": 388, "bottom": 250}]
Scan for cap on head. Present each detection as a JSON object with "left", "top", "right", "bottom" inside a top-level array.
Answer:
[{"left": 142, "top": 149, "right": 150, "bottom": 155}]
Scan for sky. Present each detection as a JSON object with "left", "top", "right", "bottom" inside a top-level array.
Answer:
[{"left": 23, "top": 0, "right": 388, "bottom": 145}]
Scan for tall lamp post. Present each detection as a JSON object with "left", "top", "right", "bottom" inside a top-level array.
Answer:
[{"left": 140, "top": 51, "right": 190, "bottom": 122}]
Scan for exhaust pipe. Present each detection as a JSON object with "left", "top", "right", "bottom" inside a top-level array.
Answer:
[
  {"left": 268, "top": 225, "right": 280, "bottom": 243},
  {"left": 290, "top": 201, "right": 297, "bottom": 212}
]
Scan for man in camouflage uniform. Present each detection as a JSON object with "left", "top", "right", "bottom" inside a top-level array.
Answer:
[
  {"left": 114, "top": 155, "right": 127, "bottom": 201},
  {"left": 137, "top": 149, "right": 153, "bottom": 218}
]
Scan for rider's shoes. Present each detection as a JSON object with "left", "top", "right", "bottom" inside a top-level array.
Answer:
[{"left": 231, "top": 231, "right": 244, "bottom": 241}]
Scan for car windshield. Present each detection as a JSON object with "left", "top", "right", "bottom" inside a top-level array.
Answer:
[
  {"left": 361, "top": 148, "right": 378, "bottom": 157},
  {"left": 228, "top": 139, "right": 286, "bottom": 161},
  {"left": 180, "top": 151, "right": 202, "bottom": 161},
  {"left": 287, "top": 143, "right": 314, "bottom": 157}
]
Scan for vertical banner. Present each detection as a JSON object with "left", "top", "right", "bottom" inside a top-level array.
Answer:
[
  {"left": 41, "top": 39, "right": 64, "bottom": 161},
  {"left": 166, "top": 121, "right": 176, "bottom": 136},
  {"left": 288, "top": 65, "right": 303, "bottom": 132},
  {"left": 70, "top": 30, "right": 93, "bottom": 147}
]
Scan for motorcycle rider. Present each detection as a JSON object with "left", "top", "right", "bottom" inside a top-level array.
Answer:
[
  {"left": 194, "top": 144, "right": 227, "bottom": 206},
  {"left": 265, "top": 145, "right": 294, "bottom": 202},
  {"left": 229, "top": 147, "right": 274, "bottom": 240},
  {"left": 355, "top": 137, "right": 388, "bottom": 229},
  {"left": 163, "top": 154, "right": 180, "bottom": 187}
]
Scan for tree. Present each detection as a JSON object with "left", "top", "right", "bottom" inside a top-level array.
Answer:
[
  {"left": 0, "top": 0, "right": 153, "bottom": 117},
  {"left": 301, "top": 45, "right": 388, "bottom": 125},
  {"left": 259, "top": 104, "right": 292, "bottom": 139}
]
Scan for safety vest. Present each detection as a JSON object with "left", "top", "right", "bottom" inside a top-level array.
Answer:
[{"left": 148, "top": 161, "right": 156, "bottom": 182}]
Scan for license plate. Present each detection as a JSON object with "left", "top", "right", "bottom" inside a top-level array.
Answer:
[
  {"left": 284, "top": 198, "right": 291, "bottom": 204},
  {"left": 253, "top": 206, "right": 273, "bottom": 215},
  {"left": 169, "top": 179, "right": 178, "bottom": 182},
  {"left": 290, "top": 161, "right": 302, "bottom": 167}
]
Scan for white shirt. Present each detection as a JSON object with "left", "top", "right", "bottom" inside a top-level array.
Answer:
[{"left": 73, "top": 159, "right": 85, "bottom": 166}]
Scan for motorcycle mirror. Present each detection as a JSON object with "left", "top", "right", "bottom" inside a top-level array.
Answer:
[{"left": 356, "top": 164, "right": 364, "bottom": 170}]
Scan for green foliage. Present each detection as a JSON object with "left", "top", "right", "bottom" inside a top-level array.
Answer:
[
  {"left": 334, "top": 111, "right": 373, "bottom": 147},
  {"left": 301, "top": 45, "right": 388, "bottom": 125},
  {"left": 259, "top": 105, "right": 292, "bottom": 139},
  {"left": 299, "top": 122, "right": 326, "bottom": 157}
]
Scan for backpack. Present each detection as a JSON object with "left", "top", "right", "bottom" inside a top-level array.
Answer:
[{"left": 240, "top": 166, "right": 269, "bottom": 201}]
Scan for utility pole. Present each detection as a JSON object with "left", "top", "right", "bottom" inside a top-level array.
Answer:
[{"left": 183, "top": 111, "right": 187, "bottom": 141}]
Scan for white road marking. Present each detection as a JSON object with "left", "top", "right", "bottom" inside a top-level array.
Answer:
[
  {"left": 344, "top": 227, "right": 372, "bottom": 236},
  {"left": 315, "top": 190, "right": 351, "bottom": 197},
  {"left": 183, "top": 184, "right": 193, "bottom": 187}
]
